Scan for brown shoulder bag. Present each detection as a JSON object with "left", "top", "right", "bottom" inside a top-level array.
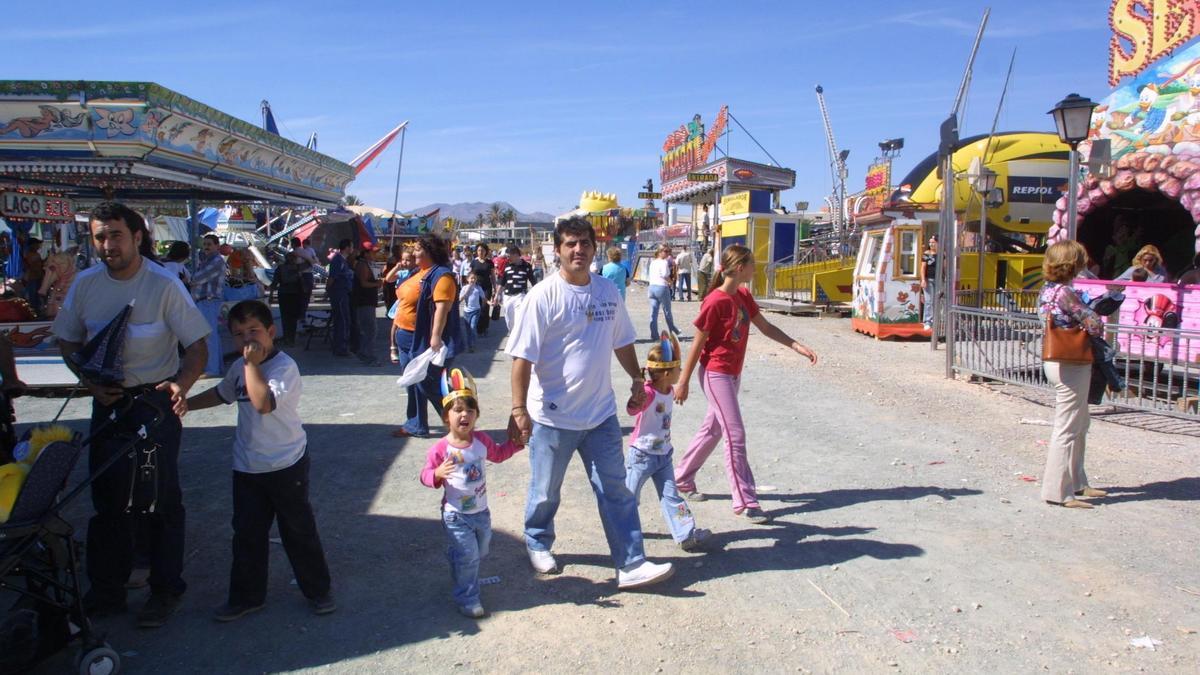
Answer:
[{"left": 1041, "top": 286, "right": 1094, "bottom": 364}]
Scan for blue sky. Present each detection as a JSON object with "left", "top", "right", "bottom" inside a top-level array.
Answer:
[{"left": 6, "top": 0, "right": 1110, "bottom": 215}]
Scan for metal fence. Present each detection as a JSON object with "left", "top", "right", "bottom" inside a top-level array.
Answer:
[{"left": 950, "top": 304, "right": 1200, "bottom": 420}]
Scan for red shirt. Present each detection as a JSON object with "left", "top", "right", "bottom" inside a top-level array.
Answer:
[
  {"left": 694, "top": 287, "right": 759, "bottom": 375},
  {"left": 493, "top": 255, "right": 508, "bottom": 278}
]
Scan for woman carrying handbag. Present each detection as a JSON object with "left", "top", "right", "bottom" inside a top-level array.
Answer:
[{"left": 1037, "top": 240, "right": 1107, "bottom": 509}]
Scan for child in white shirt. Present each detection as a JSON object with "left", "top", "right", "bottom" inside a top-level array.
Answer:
[
  {"left": 187, "top": 300, "right": 335, "bottom": 621},
  {"left": 420, "top": 368, "right": 523, "bottom": 618},
  {"left": 459, "top": 273, "right": 486, "bottom": 353}
]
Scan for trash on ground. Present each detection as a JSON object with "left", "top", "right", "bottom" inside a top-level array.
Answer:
[
  {"left": 758, "top": 485, "right": 778, "bottom": 492},
  {"left": 480, "top": 575, "right": 501, "bottom": 585},
  {"left": 1019, "top": 418, "right": 1052, "bottom": 426},
  {"left": 927, "top": 460, "right": 946, "bottom": 466},
  {"left": 890, "top": 629, "right": 917, "bottom": 643},
  {"left": 1130, "top": 636, "right": 1163, "bottom": 650},
  {"left": 1019, "top": 475, "right": 1038, "bottom": 482}
]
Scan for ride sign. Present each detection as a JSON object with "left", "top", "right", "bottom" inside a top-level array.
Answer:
[
  {"left": 1, "top": 192, "right": 75, "bottom": 221},
  {"left": 686, "top": 173, "right": 719, "bottom": 182}
]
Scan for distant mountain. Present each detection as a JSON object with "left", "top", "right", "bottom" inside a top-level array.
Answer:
[{"left": 407, "top": 201, "right": 556, "bottom": 224}]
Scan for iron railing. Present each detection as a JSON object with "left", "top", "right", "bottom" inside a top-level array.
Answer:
[
  {"left": 950, "top": 305, "right": 1199, "bottom": 420},
  {"left": 953, "top": 289, "right": 1042, "bottom": 313}
]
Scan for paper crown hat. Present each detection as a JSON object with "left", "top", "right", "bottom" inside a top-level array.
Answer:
[
  {"left": 440, "top": 367, "right": 479, "bottom": 408},
  {"left": 646, "top": 331, "right": 681, "bottom": 370}
]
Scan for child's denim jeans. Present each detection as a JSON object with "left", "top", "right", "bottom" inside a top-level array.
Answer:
[
  {"left": 462, "top": 310, "right": 480, "bottom": 350},
  {"left": 442, "top": 508, "right": 491, "bottom": 608},
  {"left": 624, "top": 448, "right": 696, "bottom": 543}
]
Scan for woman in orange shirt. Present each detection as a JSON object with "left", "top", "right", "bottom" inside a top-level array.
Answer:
[{"left": 392, "top": 235, "right": 463, "bottom": 438}]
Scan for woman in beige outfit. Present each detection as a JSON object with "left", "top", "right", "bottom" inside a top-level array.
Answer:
[{"left": 1037, "top": 241, "right": 1108, "bottom": 509}]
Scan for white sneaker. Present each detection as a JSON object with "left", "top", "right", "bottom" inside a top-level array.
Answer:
[
  {"left": 617, "top": 559, "right": 674, "bottom": 590},
  {"left": 527, "top": 548, "right": 559, "bottom": 575}
]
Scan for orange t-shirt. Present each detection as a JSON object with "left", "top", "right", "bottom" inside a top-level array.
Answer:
[{"left": 393, "top": 267, "right": 457, "bottom": 331}]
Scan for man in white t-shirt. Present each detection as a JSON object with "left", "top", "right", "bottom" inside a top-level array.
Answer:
[
  {"left": 53, "top": 202, "right": 210, "bottom": 628},
  {"left": 506, "top": 217, "right": 674, "bottom": 590}
]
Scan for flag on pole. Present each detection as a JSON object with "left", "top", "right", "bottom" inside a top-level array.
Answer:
[
  {"left": 261, "top": 100, "right": 280, "bottom": 135},
  {"left": 350, "top": 121, "right": 409, "bottom": 176},
  {"left": 306, "top": 131, "right": 318, "bottom": 150}
]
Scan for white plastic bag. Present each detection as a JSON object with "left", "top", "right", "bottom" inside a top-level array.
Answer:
[{"left": 395, "top": 346, "right": 447, "bottom": 387}]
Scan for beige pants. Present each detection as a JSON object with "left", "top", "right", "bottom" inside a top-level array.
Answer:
[{"left": 1041, "top": 361, "right": 1091, "bottom": 502}]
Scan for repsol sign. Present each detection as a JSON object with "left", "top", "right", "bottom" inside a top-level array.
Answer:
[{"left": 1008, "top": 176, "right": 1064, "bottom": 204}]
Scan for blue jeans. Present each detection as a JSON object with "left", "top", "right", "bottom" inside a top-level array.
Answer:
[
  {"left": 330, "top": 291, "right": 351, "bottom": 354},
  {"left": 524, "top": 415, "right": 646, "bottom": 570},
  {"left": 394, "top": 329, "right": 446, "bottom": 436},
  {"left": 442, "top": 508, "right": 491, "bottom": 608},
  {"left": 648, "top": 284, "right": 679, "bottom": 338},
  {"left": 462, "top": 310, "right": 479, "bottom": 350},
  {"left": 196, "top": 299, "right": 224, "bottom": 376},
  {"left": 625, "top": 448, "right": 696, "bottom": 543},
  {"left": 676, "top": 272, "right": 693, "bottom": 301}
]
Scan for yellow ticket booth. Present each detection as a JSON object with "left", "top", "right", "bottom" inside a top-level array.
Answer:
[{"left": 716, "top": 190, "right": 803, "bottom": 296}]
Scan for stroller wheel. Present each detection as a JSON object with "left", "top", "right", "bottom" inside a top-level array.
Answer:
[{"left": 77, "top": 643, "right": 121, "bottom": 675}]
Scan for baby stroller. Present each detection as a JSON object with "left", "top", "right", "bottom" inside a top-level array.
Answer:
[{"left": 0, "top": 393, "right": 165, "bottom": 674}]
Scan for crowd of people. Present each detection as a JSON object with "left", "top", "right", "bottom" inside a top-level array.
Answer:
[
  {"left": 40, "top": 201, "right": 1183, "bottom": 628},
  {"left": 32, "top": 202, "right": 828, "bottom": 625}
]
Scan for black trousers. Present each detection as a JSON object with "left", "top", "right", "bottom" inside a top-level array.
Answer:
[
  {"left": 86, "top": 389, "right": 186, "bottom": 602},
  {"left": 229, "top": 453, "right": 331, "bottom": 605},
  {"left": 278, "top": 291, "right": 302, "bottom": 344},
  {"left": 477, "top": 285, "right": 492, "bottom": 335}
]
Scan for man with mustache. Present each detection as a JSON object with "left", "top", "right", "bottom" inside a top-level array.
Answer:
[
  {"left": 506, "top": 216, "right": 674, "bottom": 590},
  {"left": 53, "top": 201, "right": 210, "bottom": 628}
]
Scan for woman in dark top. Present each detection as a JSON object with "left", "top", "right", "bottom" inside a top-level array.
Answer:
[{"left": 469, "top": 243, "right": 496, "bottom": 336}]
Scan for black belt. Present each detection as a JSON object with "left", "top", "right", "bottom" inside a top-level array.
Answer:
[{"left": 124, "top": 382, "right": 166, "bottom": 394}]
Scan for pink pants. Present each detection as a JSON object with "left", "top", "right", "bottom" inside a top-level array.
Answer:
[{"left": 674, "top": 367, "right": 758, "bottom": 512}]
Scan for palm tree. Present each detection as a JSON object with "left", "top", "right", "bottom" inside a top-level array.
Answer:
[
  {"left": 487, "top": 203, "right": 504, "bottom": 227},
  {"left": 500, "top": 208, "right": 516, "bottom": 225},
  {"left": 473, "top": 213, "right": 485, "bottom": 228},
  {"left": 342, "top": 194, "right": 363, "bottom": 206}
]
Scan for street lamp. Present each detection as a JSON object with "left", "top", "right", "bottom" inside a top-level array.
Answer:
[
  {"left": 1048, "top": 93, "right": 1098, "bottom": 240},
  {"left": 968, "top": 160, "right": 998, "bottom": 303}
]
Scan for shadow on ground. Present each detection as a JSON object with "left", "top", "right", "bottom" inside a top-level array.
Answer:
[
  {"left": 1097, "top": 477, "right": 1199, "bottom": 504},
  {"left": 26, "top": 421, "right": 615, "bottom": 673}
]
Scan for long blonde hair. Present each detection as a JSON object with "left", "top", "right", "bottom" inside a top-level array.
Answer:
[{"left": 705, "top": 244, "right": 754, "bottom": 298}]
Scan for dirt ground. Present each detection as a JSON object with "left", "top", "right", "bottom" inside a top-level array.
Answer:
[{"left": 12, "top": 287, "right": 1199, "bottom": 674}]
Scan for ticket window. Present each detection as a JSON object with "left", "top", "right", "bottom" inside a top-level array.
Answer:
[
  {"left": 894, "top": 227, "right": 921, "bottom": 279},
  {"left": 857, "top": 231, "right": 885, "bottom": 278}
]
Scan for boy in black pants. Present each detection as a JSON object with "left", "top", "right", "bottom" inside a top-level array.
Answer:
[{"left": 187, "top": 300, "right": 335, "bottom": 621}]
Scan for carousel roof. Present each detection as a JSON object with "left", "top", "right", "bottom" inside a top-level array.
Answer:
[{"left": 0, "top": 81, "right": 354, "bottom": 207}]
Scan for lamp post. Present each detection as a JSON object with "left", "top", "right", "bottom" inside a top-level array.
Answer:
[
  {"left": 1048, "top": 93, "right": 1098, "bottom": 241},
  {"left": 970, "top": 163, "right": 997, "bottom": 304}
]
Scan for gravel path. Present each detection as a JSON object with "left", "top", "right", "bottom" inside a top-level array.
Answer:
[{"left": 14, "top": 288, "right": 1198, "bottom": 673}]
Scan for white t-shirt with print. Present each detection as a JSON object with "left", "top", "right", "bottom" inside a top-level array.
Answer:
[
  {"left": 217, "top": 350, "right": 307, "bottom": 474},
  {"left": 648, "top": 258, "right": 672, "bottom": 287},
  {"left": 506, "top": 272, "right": 636, "bottom": 430},
  {"left": 629, "top": 383, "right": 674, "bottom": 454}
]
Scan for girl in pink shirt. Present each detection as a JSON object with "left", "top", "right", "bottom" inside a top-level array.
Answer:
[{"left": 624, "top": 334, "right": 711, "bottom": 551}]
